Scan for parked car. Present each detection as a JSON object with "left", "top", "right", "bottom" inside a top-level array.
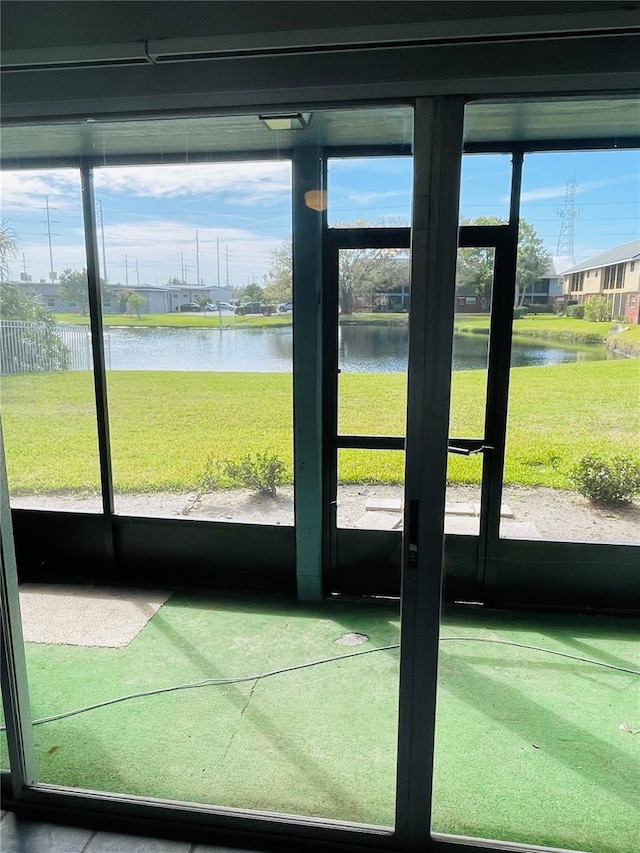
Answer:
[
  {"left": 177, "top": 302, "right": 200, "bottom": 312},
  {"left": 235, "top": 302, "right": 276, "bottom": 316},
  {"left": 216, "top": 302, "right": 236, "bottom": 311},
  {"left": 278, "top": 301, "right": 293, "bottom": 313}
]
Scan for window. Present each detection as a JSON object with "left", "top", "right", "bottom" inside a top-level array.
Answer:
[
  {"left": 603, "top": 263, "right": 625, "bottom": 289},
  {"left": 0, "top": 168, "right": 102, "bottom": 511},
  {"left": 328, "top": 156, "right": 412, "bottom": 226},
  {"left": 570, "top": 271, "right": 585, "bottom": 291}
]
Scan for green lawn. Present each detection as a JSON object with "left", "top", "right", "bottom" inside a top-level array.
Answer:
[
  {"left": 1, "top": 359, "right": 638, "bottom": 494},
  {"left": 54, "top": 312, "right": 293, "bottom": 329},
  {"left": 54, "top": 312, "right": 408, "bottom": 330},
  {"left": 455, "top": 313, "right": 640, "bottom": 353}
]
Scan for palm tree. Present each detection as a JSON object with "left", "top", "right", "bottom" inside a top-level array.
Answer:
[{"left": 0, "top": 220, "right": 19, "bottom": 281}]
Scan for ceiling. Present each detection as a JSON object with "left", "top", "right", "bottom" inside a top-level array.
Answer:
[{"left": 1, "top": 97, "right": 637, "bottom": 167}]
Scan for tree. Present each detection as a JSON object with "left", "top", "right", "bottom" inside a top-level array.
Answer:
[
  {"left": 0, "top": 220, "right": 18, "bottom": 281},
  {"left": 263, "top": 238, "right": 292, "bottom": 304},
  {"left": 514, "top": 220, "right": 552, "bottom": 307},
  {"left": 195, "top": 294, "right": 210, "bottom": 313},
  {"left": 124, "top": 291, "right": 146, "bottom": 319},
  {"left": 57, "top": 268, "right": 90, "bottom": 315},
  {"left": 338, "top": 246, "right": 407, "bottom": 314},
  {"left": 57, "top": 268, "right": 111, "bottom": 315},
  {"left": 455, "top": 245, "right": 495, "bottom": 309},
  {"left": 241, "top": 283, "right": 264, "bottom": 303},
  {"left": 457, "top": 217, "right": 551, "bottom": 309},
  {"left": 263, "top": 220, "right": 409, "bottom": 315},
  {"left": 0, "top": 281, "right": 70, "bottom": 372}
]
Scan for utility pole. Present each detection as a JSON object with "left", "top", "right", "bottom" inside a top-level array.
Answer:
[
  {"left": 181, "top": 252, "right": 184, "bottom": 284},
  {"left": 123, "top": 254, "right": 129, "bottom": 286},
  {"left": 98, "top": 200, "right": 108, "bottom": 282},
  {"left": 45, "top": 196, "right": 55, "bottom": 279},
  {"left": 196, "top": 230, "right": 200, "bottom": 286},
  {"left": 225, "top": 245, "right": 229, "bottom": 288},
  {"left": 135, "top": 258, "right": 140, "bottom": 286},
  {"left": 216, "top": 236, "right": 220, "bottom": 287}
]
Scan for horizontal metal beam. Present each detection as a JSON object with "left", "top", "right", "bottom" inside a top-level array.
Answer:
[{"left": 4, "top": 10, "right": 638, "bottom": 71}]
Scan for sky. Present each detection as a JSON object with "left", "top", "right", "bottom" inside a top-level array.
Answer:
[{"left": 1, "top": 146, "right": 638, "bottom": 289}]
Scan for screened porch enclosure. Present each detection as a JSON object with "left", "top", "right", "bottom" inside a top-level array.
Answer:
[{"left": 1, "top": 92, "right": 639, "bottom": 853}]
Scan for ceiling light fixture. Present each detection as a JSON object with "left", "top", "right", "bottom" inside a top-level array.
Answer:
[{"left": 259, "top": 112, "right": 312, "bottom": 131}]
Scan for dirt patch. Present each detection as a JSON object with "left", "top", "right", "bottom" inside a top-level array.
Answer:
[{"left": 11, "top": 484, "right": 639, "bottom": 543}]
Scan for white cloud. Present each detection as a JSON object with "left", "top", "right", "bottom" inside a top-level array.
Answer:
[
  {"left": 347, "top": 189, "right": 409, "bottom": 205},
  {"left": 93, "top": 161, "right": 291, "bottom": 205},
  {"left": 519, "top": 173, "right": 639, "bottom": 203},
  {"left": 0, "top": 170, "right": 80, "bottom": 211},
  {"left": 12, "top": 215, "right": 285, "bottom": 286}
]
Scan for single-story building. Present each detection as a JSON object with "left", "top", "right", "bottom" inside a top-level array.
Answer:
[{"left": 6, "top": 280, "right": 233, "bottom": 314}]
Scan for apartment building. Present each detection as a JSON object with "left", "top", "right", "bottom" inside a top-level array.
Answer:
[{"left": 563, "top": 239, "right": 640, "bottom": 322}]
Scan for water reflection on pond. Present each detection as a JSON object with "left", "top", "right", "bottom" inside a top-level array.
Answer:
[{"left": 105, "top": 324, "right": 615, "bottom": 372}]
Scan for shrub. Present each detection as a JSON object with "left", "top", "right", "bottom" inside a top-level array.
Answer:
[
  {"left": 567, "top": 304, "right": 585, "bottom": 319},
  {"left": 570, "top": 453, "right": 640, "bottom": 504},
  {"left": 513, "top": 306, "right": 529, "bottom": 320},
  {"left": 583, "top": 295, "right": 612, "bottom": 322},
  {"left": 198, "top": 450, "right": 288, "bottom": 497}
]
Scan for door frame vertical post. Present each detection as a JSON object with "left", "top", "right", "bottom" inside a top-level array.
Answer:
[
  {"left": 394, "top": 95, "right": 465, "bottom": 848},
  {"left": 292, "top": 148, "right": 325, "bottom": 601},
  {"left": 80, "top": 163, "right": 115, "bottom": 565},
  {"left": 0, "top": 418, "right": 36, "bottom": 798}
]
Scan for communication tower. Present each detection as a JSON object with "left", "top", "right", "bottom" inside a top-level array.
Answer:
[{"left": 556, "top": 178, "right": 578, "bottom": 258}]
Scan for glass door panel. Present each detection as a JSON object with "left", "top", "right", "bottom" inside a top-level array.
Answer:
[
  {"left": 337, "top": 449, "right": 405, "bottom": 530},
  {"left": 446, "top": 247, "right": 495, "bottom": 536},
  {"left": 95, "top": 160, "right": 294, "bottom": 524},
  {"left": 0, "top": 168, "right": 102, "bottom": 512},
  {"left": 337, "top": 248, "right": 410, "bottom": 437},
  {"left": 501, "top": 149, "right": 640, "bottom": 545}
]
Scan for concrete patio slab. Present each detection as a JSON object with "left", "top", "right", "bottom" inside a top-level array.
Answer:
[{"left": 18, "top": 584, "right": 171, "bottom": 648}]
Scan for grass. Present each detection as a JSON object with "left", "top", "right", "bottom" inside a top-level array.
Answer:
[
  {"left": 1, "top": 595, "right": 638, "bottom": 852},
  {"left": 1, "top": 360, "right": 638, "bottom": 495},
  {"left": 54, "top": 312, "right": 294, "bottom": 329},
  {"left": 54, "top": 312, "right": 409, "bottom": 329},
  {"left": 455, "top": 313, "right": 640, "bottom": 353}
]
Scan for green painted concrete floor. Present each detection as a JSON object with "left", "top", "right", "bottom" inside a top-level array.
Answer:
[{"left": 2, "top": 593, "right": 639, "bottom": 853}]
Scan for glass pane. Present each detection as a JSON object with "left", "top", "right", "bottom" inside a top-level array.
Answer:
[
  {"left": 337, "top": 248, "right": 410, "bottom": 436},
  {"left": 337, "top": 448, "right": 405, "bottom": 529},
  {"left": 18, "top": 584, "right": 401, "bottom": 824},
  {"left": 433, "top": 608, "right": 640, "bottom": 851},
  {"left": 328, "top": 157, "right": 412, "bottom": 227},
  {"left": 459, "top": 153, "right": 512, "bottom": 225},
  {"left": 446, "top": 247, "right": 495, "bottom": 535},
  {"left": 0, "top": 169, "right": 102, "bottom": 511},
  {"left": 502, "top": 149, "right": 640, "bottom": 544},
  {"left": 94, "top": 161, "right": 294, "bottom": 523}
]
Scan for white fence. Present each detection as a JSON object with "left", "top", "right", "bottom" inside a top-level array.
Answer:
[{"left": 0, "top": 321, "right": 111, "bottom": 374}]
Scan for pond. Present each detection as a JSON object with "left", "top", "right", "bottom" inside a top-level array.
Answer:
[{"left": 104, "top": 324, "right": 617, "bottom": 373}]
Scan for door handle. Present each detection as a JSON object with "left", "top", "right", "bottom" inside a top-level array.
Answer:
[{"left": 447, "top": 440, "right": 494, "bottom": 456}]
